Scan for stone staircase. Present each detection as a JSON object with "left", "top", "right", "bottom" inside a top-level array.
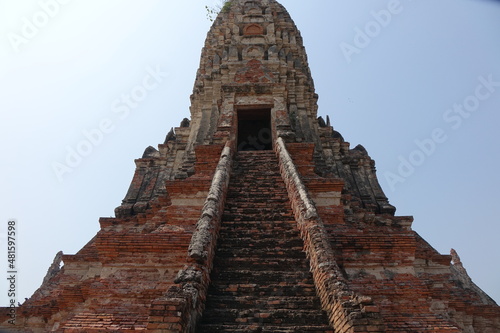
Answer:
[{"left": 196, "top": 151, "right": 333, "bottom": 333}]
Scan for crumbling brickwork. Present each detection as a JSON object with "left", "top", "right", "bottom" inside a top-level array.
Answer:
[{"left": 3, "top": 0, "right": 499, "bottom": 332}]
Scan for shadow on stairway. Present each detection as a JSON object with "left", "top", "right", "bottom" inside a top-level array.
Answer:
[{"left": 196, "top": 151, "right": 333, "bottom": 333}]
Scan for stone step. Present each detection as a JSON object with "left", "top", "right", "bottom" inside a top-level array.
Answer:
[
  {"left": 212, "top": 257, "right": 310, "bottom": 272},
  {"left": 225, "top": 195, "right": 289, "bottom": 202},
  {"left": 223, "top": 202, "right": 289, "bottom": 208},
  {"left": 204, "top": 295, "right": 323, "bottom": 310},
  {"left": 199, "top": 308, "right": 329, "bottom": 325},
  {"left": 219, "top": 219, "right": 298, "bottom": 226},
  {"left": 231, "top": 169, "right": 281, "bottom": 174},
  {"left": 209, "top": 270, "right": 314, "bottom": 285},
  {"left": 227, "top": 183, "right": 284, "bottom": 187},
  {"left": 220, "top": 219, "right": 296, "bottom": 224},
  {"left": 228, "top": 180, "right": 283, "bottom": 185},
  {"left": 209, "top": 268, "right": 312, "bottom": 277},
  {"left": 207, "top": 283, "right": 318, "bottom": 296},
  {"left": 232, "top": 166, "right": 280, "bottom": 171},
  {"left": 199, "top": 151, "right": 332, "bottom": 331},
  {"left": 228, "top": 176, "right": 283, "bottom": 180},
  {"left": 215, "top": 238, "right": 303, "bottom": 250},
  {"left": 218, "top": 229, "right": 297, "bottom": 236},
  {"left": 216, "top": 236, "right": 301, "bottom": 246},
  {"left": 214, "top": 251, "right": 305, "bottom": 260},
  {"left": 227, "top": 185, "right": 285, "bottom": 189},
  {"left": 218, "top": 227, "right": 298, "bottom": 235},
  {"left": 215, "top": 237, "right": 303, "bottom": 249},
  {"left": 218, "top": 228, "right": 299, "bottom": 237},
  {"left": 226, "top": 191, "right": 286, "bottom": 197},
  {"left": 223, "top": 205, "right": 290, "bottom": 211},
  {"left": 234, "top": 153, "right": 277, "bottom": 160},
  {"left": 232, "top": 166, "right": 281, "bottom": 171},
  {"left": 222, "top": 214, "right": 294, "bottom": 222},
  {"left": 197, "top": 324, "right": 334, "bottom": 333}
]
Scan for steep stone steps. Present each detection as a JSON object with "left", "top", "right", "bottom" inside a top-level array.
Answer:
[
  {"left": 211, "top": 260, "right": 311, "bottom": 272},
  {"left": 206, "top": 283, "right": 319, "bottom": 297},
  {"left": 198, "top": 324, "right": 334, "bottom": 333},
  {"left": 196, "top": 151, "right": 332, "bottom": 332},
  {"left": 201, "top": 308, "right": 328, "bottom": 325},
  {"left": 209, "top": 270, "right": 314, "bottom": 283},
  {"left": 221, "top": 214, "right": 294, "bottom": 222},
  {"left": 215, "top": 244, "right": 305, "bottom": 257},
  {"left": 215, "top": 230, "right": 299, "bottom": 241},
  {"left": 217, "top": 220, "right": 298, "bottom": 229},
  {"left": 204, "top": 295, "right": 323, "bottom": 310}
]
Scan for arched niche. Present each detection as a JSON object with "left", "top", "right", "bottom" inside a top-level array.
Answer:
[{"left": 243, "top": 24, "right": 264, "bottom": 36}]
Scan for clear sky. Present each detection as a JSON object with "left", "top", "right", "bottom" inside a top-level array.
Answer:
[{"left": 1, "top": 0, "right": 499, "bottom": 306}]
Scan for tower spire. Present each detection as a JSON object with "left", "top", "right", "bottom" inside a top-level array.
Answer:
[{"left": 187, "top": 0, "right": 318, "bottom": 151}]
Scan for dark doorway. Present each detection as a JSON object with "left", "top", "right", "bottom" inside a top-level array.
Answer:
[{"left": 237, "top": 109, "right": 272, "bottom": 151}]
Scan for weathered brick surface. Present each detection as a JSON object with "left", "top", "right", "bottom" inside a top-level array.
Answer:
[
  {"left": 318, "top": 209, "right": 500, "bottom": 332},
  {"left": 197, "top": 150, "right": 333, "bottom": 332}
]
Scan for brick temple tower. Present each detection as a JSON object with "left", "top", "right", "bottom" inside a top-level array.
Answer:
[{"left": 4, "top": 0, "right": 500, "bottom": 332}]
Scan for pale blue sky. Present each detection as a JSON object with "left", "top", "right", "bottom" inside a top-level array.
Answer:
[{"left": 1, "top": 0, "right": 499, "bottom": 305}]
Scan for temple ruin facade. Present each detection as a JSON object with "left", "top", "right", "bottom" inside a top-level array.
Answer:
[{"left": 3, "top": 0, "right": 499, "bottom": 332}]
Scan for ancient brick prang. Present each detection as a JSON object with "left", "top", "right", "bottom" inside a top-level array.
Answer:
[{"left": 4, "top": 0, "right": 499, "bottom": 332}]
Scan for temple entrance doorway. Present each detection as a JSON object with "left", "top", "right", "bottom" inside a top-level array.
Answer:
[{"left": 237, "top": 109, "right": 272, "bottom": 151}]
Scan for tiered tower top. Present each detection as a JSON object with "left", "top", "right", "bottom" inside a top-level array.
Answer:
[{"left": 186, "top": 0, "right": 320, "bottom": 152}]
